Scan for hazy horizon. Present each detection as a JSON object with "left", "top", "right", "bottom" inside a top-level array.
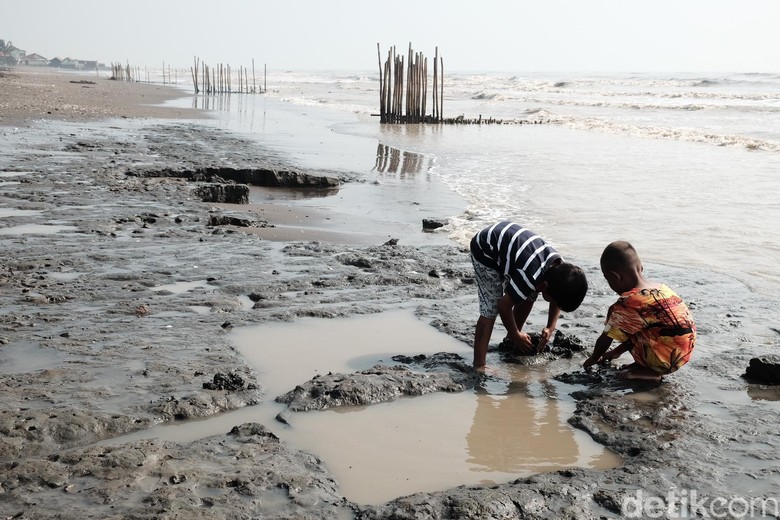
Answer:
[{"left": 4, "top": 0, "right": 780, "bottom": 74}]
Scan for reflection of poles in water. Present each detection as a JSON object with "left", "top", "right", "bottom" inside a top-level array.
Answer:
[
  {"left": 465, "top": 381, "right": 578, "bottom": 473},
  {"left": 373, "top": 143, "right": 429, "bottom": 175}
]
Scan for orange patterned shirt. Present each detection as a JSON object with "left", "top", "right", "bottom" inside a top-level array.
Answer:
[{"left": 604, "top": 284, "right": 696, "bottom": 374}]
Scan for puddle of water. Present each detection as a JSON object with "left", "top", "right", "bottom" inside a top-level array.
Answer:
[
  {"left": 237, "top": 294, "right": 255, "bottom": 310},
  {"left": 697, "top": 378, "right": 780, "bottom": 412},
  {"left": 623, "top": 391, "right": 661, "bottom": 403},
  {"left": 48, "top": 271, "right": 83, "bottom": 281},
  {"left": 150, "top": 280, "right": 213, "bottom": 294},
  {"left": 0, "top": 208, "right": 42, "bottom": 218},
  {"left": 0, "top": 181, "right": 21, "bottom": 187},
  {"left": 280, "top": 382, "right": 617, "bottom": 504},
  {"left": 0, "top": 342, "right": 68, "bottom": 374},
  {"left": 103, "top": 309, "right": 620, "bottom": 505},
  {"left": 0, "top": 223, "right": 76, "bottom": 235},
  {"left": 747, "top": 385, "right": 780, "bottom": 402},
  {"left": 232, "top": 309, "right": 619, "bottom": 505},
  {"left": 0, "top": 171, "right": 32, "bottom": 178}
]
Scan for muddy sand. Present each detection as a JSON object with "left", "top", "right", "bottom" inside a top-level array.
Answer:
[{"left": 1, "top": 67, "right": 780, "bottom": 519}]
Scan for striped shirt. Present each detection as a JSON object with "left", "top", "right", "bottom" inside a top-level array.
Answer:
[{"left": 470, "top": 221, "right": 562, "bottom": 303}]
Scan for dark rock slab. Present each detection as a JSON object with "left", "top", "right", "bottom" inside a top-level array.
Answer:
[
  {"left": 194, "top": 183, "right": 249, "bottom": 204},
  {"left": 130, "top": 166, "right": 341, "bottom": 188},
  {"left": 207, "top": 214, "right": 264, "bottom": 227},
  {"left": 743, "top": 355, "right": 780, "bottom": 385},
  {"left": 422, "top": 218, "right": 448, "bottom": 230}
]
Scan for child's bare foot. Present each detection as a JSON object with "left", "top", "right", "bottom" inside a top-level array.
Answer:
[
  {"left": 474, "top": 365, "right": 498, "bottom": 376},
  {"left": 617, "top": 366, "right": 663, "bottom": 382}
]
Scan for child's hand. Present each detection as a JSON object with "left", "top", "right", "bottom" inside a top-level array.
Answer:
[
  {"left": 601, "top": 348, "right": 621, "bottom": 362},
  {"left": 536, "top": 327, "right": 555, "bottom": 353},
  {"left": 510, "top": 331, "right": 534, "bottom": 353},
  {"left": 583, "top": 355, "right": 600, "bottom": 369}
]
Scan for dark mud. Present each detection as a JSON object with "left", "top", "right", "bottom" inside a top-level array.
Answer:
[{"left": 1, "top": 119, "right": 780, "bottom": 518}]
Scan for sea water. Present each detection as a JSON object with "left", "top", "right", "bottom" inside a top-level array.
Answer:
[{"left": 175, "top": 70, "right": 780, "bottom": 295}]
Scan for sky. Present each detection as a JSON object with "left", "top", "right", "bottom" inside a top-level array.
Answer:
[{"left": 3, "top": 0, "right": 779, "bottom": 73}]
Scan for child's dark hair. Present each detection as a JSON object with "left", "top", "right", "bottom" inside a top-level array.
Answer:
[
  {"left": 545, "top": 262, "right": 588, "bottom": 312},
  {"left": 601, "top": 240, "right": 640, "bottom": 273}
]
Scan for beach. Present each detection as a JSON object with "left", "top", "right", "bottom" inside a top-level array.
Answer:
[
  {"left": 0, "top": 67, "right": 204, "bottom": 126},
  {"left": 2, "top": 66, "right": 780, "bottom": 519}
]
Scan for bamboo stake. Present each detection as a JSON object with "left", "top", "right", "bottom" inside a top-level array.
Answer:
[
  {"left": 440, "top": 56, "right": 444, "bottom": 121},
  {"left": 406, "top": 42, "right": 412, "bottom": 120},
  {"left": 385, "top": 50, "right": 392, "bottom": 119},
  {"left": 192, "top": 56, "right": 199, "bottom": 94},
  {"left": 422, "top": 57, "right": 427, "bottom": 122},
  {"left": 252, "top": 59, "right": 256, "bottom": 93},
  {"left": 433, "top": 48, "right": 438, "bottom": 121},
  {"left": 377, "top": 43, "right": 384, "bottom": 122}
]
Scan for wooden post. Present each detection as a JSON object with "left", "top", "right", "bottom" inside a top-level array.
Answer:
[
  {"left": 440, "top": 56, "right": 444, "bottom": 122},
  {"left": 406, "top": 43, "right": 412, "bottom": 121},
  {"left": 377, "top": 43, "right": 384, "bottom": 123},
  {"left": 422, "top": 57, "right": 427, "bottom": 122},
  {"left": 432, "top": 48, "right": 437, "bottom": 121},
  {"left": 252, "top": 59, "right": 256, "bottom": 93}
]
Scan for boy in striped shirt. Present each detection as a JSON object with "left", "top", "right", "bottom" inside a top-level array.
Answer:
[{"left": 470, "top": 221, "right": 588, "bottom": 370}]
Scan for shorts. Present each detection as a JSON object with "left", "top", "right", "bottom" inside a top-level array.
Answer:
[
  {"left": 471, "top": 254, "right": 506, "bottom": 319},
  {"left": 629, "top": 337, "right": 695, "bottom": 375}
]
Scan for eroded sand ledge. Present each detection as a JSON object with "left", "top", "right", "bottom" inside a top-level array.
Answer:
[{"left": 1, "top": 68, "right": 779, "bottom": 519}]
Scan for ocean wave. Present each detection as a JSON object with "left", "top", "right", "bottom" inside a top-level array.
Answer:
[
  {"left": 276, "top": 95, "right": 373, "bottom": 115},
  {"left": 471, "top": 91, "right": 503, "bottom": 100},
  {"left": 524, "top": 108, "right": 556, "bottom": 117},
  {"left": 560, "top": 115, "right": 780, "bottom": 152},
  {"left": 492, "top": 93, "right": 780, "bottom": 113}
]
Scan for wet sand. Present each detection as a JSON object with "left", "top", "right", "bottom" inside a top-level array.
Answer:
[
  {"left": 0, "top": 66, "right": 205, "bottom": 126},
  {"left": 2, "top": 67, "right": 780, "bottom": 519}
]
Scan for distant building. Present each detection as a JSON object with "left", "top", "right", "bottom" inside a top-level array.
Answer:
[
  {"left": 49, "top": 57, "right": 62, "bottom": 68},
  {"left": 7, "top": 45, "right": 26, "bottom": 61},
  {"left": 60, "top": 57, "right": 77, "bottom": 69},
  {"left": 21, "top": 53, "right": 48, "bottom": 66},
  {"left": 0, "top": 51, "right": 14, "bottom": 66}
]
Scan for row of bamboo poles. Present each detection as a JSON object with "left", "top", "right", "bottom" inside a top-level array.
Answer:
[
  {"left": 109, "top": 62, "right": 133, "bottom": 82},
  {"left": 377, "top": 43, "right": 443, "bottom": 124},
  {"left": 376, "top": 43, "right": 536, "bottom": 125},
  {"left": 190, "top": 56, "right": 266, "bottom": 95},
  {"left": 110, "top": 62, "right": 177, "bottom": 84}
]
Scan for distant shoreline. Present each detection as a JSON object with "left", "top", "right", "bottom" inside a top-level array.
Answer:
[{"left": 0, "top": 66, "right": 206, "bottom": 127}]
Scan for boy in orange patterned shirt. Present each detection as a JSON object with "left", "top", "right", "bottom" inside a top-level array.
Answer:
[{"left": 584, "top": 241, "right": 696, "bottom": 381}]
